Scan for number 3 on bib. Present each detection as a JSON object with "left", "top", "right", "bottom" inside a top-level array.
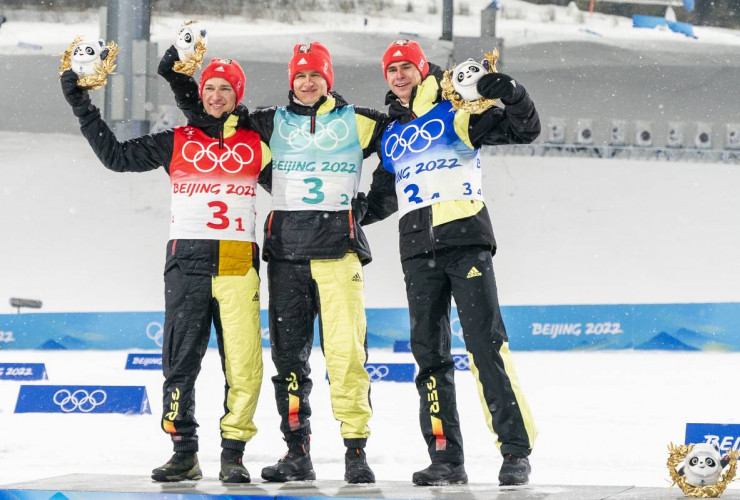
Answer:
[{"left": 302, "top": 177, "right": 325, "bottom": 204}]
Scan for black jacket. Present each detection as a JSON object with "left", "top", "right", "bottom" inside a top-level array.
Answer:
[{"left": 362, "top": 63, "right": 541, "bottom": 261}]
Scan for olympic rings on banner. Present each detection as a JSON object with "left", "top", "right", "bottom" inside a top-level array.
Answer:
[
  {"left": 365, "top": 365, "right": 390, "bottom": 381},
  {"left": 53, "top": 389, "right": 107, "bottom": 412},
  {"left": 146, "top": 321, "right": 164, "bottom": 347}
]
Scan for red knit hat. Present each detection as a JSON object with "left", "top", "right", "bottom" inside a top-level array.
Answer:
[
  {"left": 288, "top": 42, "right": 334, "bottom": 91},
  {"left": 382, "top": 39, "right": 429, "bottom": 79},
  {"left": 199, "top": 58, "right": 246, "bottom": 104}
]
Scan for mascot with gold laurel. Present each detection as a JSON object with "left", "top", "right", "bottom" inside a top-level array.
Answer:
[
  {"left": 172, "top": 20, "right": 208, "bottom": 76},
  {"left": 58, "top": 36, "right": 119, "bottom": 90},
  {"left": 668, "top": 442, "right": 738, "bottom": 497},
  {"left": 440, "top": 48, "right": 505, "bottom": 114}
]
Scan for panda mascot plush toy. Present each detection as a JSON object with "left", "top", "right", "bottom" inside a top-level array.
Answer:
[
  {"left": 679, "top": 443, "right": 729, "bottom": 487},
  {"left": 452, "top": 58, "right": 486, "bottom": 102},
  {"left": 440, "top": 49, "right": 500, "bottom": 114},
  {"left": 174, "top": 21, "right": 208, "bottom": 62},
  {"left": 58, "top": 36, "right": 118, "bottom": 90},
  {"left": 71, "top": 39, "right": 109, "bottom": 77}
]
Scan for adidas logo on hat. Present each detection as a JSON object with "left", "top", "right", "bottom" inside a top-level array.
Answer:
[
  {"left": 393, "top": 50, "right": 403, "bottom": 57},
  {"left": 297, "top": 57, "right": 308, "bottom": 65},
  {"left": 215, "top": 66, "right": 225, "bottom": 72}
]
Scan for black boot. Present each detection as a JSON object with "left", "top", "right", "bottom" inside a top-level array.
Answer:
[
  {"left": 151, "top": 452, "right": 202, "bottom": 482},
  {"left": 261, "top": 449, "right": 316, "bottom": 482},
  {"left": 498, "top": 454, "right": 531, "bottom": 486},
  {"left": 412, "top": 462, "right": 468, "bottom": 486},
  {"left": 220, "top": 448, "right": 250, "bottom": 483},
  {"left": 344, "top": 448, "right": 375, "bottom": 484}
]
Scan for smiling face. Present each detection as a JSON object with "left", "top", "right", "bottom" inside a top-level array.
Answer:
[
  {"left": 385, "top": 61, "right": 422, "bottom": 105},
  {"left": 452, "top": 59, "right": 485, "bottom": 101},
  {"left": 201, "top": 77, "right": 237, "bottom": 119},
  {"left": 292, "top": 69, "right": 328, "bottom": 105}
]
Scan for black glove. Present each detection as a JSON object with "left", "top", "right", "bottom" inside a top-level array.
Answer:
[
  {"left": 476, "top": 72, "right": 526, "bottom": 105},
  {"left": 157, "top": 45, "right": 180, "bottom": 78},
  {"left": 60, "top": 69, "right": 89, "bottom": 109}
]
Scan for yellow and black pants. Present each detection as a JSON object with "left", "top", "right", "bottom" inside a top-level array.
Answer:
[
  {"left": 267, "top": 252, "right": 372, "bottom": 450},
  {"left": 402, "top": 245, "right": 536, "bottom": 463},
  {"left": 161, "top": 264, "right": 262, "bottom": 453}
]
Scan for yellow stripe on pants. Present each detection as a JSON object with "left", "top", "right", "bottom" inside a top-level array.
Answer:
[
  {"left": 469, "top": 343, "right": 537, "bottom": 450},
  {"left": 212, "top": 267, "right": 263, "bottom": 443},
  {"left": 310, "top": 252, "right": 372, "bottom": 439}
]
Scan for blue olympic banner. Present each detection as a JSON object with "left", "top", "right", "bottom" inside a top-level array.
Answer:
[
  {"left": 685, "top": 423, "right": 740, "bottom": 452},
  {"left": 14, "top": 385, "right": 151, "bottom": 414},
  {"left": 2, "top": 302, "right": 740, "bottom": 352},
  {"left": 393, "top": 340, "right": 412, "bottom": 352},
  {"left": 452, "top": 354, "right": 470, "bottom": 371},
  {"left": 0, "top": 363, "right": 47, "bottom": 380},
  {"left": 125, "top": 353, "right": 162, "bottom": 370},
  {"left": 365, "top": 363, "right": 416, "bottom": 383}
]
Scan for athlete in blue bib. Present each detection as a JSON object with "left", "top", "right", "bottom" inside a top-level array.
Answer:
[{"left": 364, "top": 39, "right": 541, "bottom": 487}]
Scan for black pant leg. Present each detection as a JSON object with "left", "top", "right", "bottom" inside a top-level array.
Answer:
[
  {"left": 268, "top": 259, "right": 317, "bottom": 443},
  {"left": 161, "top": 264, "right": 213, "bottom": 452},
  {"left": 402, "top": 252, "right": 464, "bottom": 464},
  {"left": 448, "top": 246, "right": 535, "bottom": 457}
]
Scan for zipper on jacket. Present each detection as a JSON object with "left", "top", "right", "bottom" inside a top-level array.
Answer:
[
  {"left": 218, "top": 129, "right": 224, "bottom": 149},
  {"left": 348, "top": 210, "right": 355, "bottom": 239},
  {"left": 428, "top": 209, "right": 436, "bottom": 259},
  {"left": 310, "top": 115, "right": 316, "bottom": 134}
]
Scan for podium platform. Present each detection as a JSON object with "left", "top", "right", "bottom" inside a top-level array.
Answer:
[{"left": 3, "top": 474, "right": 738, "bottom": 499}]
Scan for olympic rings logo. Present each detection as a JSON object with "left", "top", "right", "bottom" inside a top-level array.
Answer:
[
  {"left": 384, "top": 119, "right": 445, "bottom": 160},
  {"left": 365, "top": 365, "right": 390, "bottom": 381},
  {"left": 181, "top": 141, "right": 254, "bottom": 173},
  {"left": 277, "top": 119, "right": 349, "bottom": 152},
  {"left": 146, "top": 321, "right": 164, "bottom": 347},
  {"left": 53, "top": 389, "right": 107, "bottom": 413},
  {"left": 453, "top": 354, "right": 470, "bottom": 371}
]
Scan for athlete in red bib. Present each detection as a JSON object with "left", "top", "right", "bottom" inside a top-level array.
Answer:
[{"left": 61, "top": 58, "right": 271, "bottom": 484}]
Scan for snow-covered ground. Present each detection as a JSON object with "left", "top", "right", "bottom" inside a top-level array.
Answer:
[
  {"left": 3, "top": 348, "right": 740, "bottom": 490},
  {"left": 1, "top": 1, "right": 740, "bottom": 493}
]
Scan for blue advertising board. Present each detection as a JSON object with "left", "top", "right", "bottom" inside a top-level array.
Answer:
[
  {"left": 365, "top": 363, "right": 416, "bottom": 383},
  {"left": 0, "top": 363, "right": 47, "bottom": 381},
  {"left": 125, "top": 353, "right": 162, "bottom": 370},
  {"left": 15, "top": 385, "right": 151, "bottom": 414},
  {"left": 685, "top": 423, "right": 740, "bottom": 452},
  {"left": 2, "top": 302, "right": 739, "bottom": 352}
]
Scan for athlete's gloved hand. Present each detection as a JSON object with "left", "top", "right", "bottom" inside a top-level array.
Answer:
[
  {"left": 60, "top": 69, "right": 89, "bottom": 109},
  {"left": 476, "top": 72, "right": 526, "bottom": 105},
  {"left": 157, "top": 44, "right": 180, "bottom": 78}
]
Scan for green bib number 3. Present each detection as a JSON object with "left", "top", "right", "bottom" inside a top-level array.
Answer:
[{"left": 302, "top": 177, "right": 325, "bottom": 204}]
